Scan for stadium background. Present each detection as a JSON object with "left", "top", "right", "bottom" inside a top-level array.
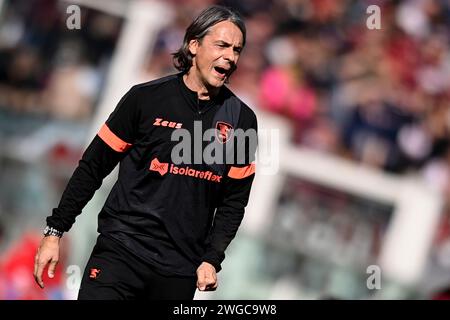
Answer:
[{"left": 0, "top": 0, "right": 449, "bottom": 300}]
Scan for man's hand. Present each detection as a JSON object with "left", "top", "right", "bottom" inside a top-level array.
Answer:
[
  {"left": 33, "top": 235, "right": 60, "bottom": 289},
  {"left": 196, "top": 261, "right": 218, "bottom": 291}
]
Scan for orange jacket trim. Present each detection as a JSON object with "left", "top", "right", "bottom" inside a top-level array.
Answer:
[
  {"left": 98, "top": 124, "right": 132, "bottom": 152},
  {"left": 228, "top": 163, "right": 256, "bottom": 179}
]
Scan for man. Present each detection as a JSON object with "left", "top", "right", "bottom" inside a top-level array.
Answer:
[{"left": 33, "top": 5, "right": 257, "bottom": 300}]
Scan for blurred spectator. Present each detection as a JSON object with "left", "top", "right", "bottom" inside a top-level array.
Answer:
[
  {"left": 41, "top": 40, "right": 101, "bottom": 119},
  {"left": 0, "top": 231, "right": 66, "bottom": 299},
  {"left": 0, "top": 0, "right": 121, "bottom": 119}
]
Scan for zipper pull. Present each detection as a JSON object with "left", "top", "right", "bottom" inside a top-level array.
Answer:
[{"left": 197, "top": 97, "right": 202, "bottom": 115}]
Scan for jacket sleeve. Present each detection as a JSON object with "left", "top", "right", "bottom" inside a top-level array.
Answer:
[
  {"left": 46, "top": 85, "right": 141, "bottom": 232},
  {"left": 201, "top": 108, "right": 258, "bottom": 271}
]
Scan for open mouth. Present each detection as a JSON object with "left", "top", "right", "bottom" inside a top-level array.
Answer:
[{"left": 214, "top": 66, "right": 229, "bottom": 78}]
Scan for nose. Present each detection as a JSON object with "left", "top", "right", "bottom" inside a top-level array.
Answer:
[{"left": 223, "top": 47, "right": 237, "bottom": 64}]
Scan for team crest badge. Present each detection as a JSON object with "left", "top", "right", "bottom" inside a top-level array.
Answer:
[{"left": 215, "top": 121, "right": 233, "bottom": 144}]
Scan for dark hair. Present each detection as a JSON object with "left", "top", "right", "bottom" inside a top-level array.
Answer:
[{"left": 172, "top": 5, "right": 246, "bottom": 73}]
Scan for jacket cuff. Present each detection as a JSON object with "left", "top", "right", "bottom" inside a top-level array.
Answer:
[
  {"left": 201, "top": 250, "right": 223, "bottom": 272},
  {"left": 46, "top": 213, "right": 68, "bottom": 233}
]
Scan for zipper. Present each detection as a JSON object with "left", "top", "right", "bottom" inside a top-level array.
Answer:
[{"left": 197, "top": 97, "right": 202, "bottom": 115}]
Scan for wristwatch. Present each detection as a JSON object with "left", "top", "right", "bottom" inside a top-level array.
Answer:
[{"left": 43, "top": 226, "right": 63, "bottom": 238}]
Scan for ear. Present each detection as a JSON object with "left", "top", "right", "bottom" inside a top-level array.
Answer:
[{"left": 188, "top": 39, "right": 199, "bottom": 56}]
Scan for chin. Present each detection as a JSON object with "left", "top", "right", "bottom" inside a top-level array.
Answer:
[
  {"left": 208, "top": 79, "right": 225, "bottom": 88},
  {"left": 208, "top": 73, "right": 226, "bottom": 86}
]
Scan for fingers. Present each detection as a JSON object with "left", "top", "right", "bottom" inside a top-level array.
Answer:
[
  {"left": 197, "top": 271, "right": 217, "bottom": 291},
  {"left": 196, "top": 262, "right": 218, "bottom": 291},
  {"left": 33, "top": 251, "right": 39, "bottom": 279},
  {"left": 34, "top": 255, "right": 47, "bottom": 289},
  {"left": 204, "top": 279, "right": 218, "bottom": 291},
  {"left": 33, "top": 250, "right": 57, "bottom": 288},
  {"left": 48, "top": 259, "right": 59, "bottom": 279},
  {"left": 33, "top": 237, "right": 61, "bottom": 289}
]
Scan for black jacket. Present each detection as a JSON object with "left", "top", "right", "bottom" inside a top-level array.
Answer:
[{"left": 47, "top": 73, "right": 258, "bottom": 276}]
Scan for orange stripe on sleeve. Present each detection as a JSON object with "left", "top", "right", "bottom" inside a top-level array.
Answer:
[
  {"left": 98, "top": 124, "right": 132, "bottom": 152},
  {"left": 228, "top": 163, "right": 256, "bottom": 179}
]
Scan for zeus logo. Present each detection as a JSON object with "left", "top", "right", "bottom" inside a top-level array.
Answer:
[{"left": 153, "top": 118, "right": 183, "bottom": 129}]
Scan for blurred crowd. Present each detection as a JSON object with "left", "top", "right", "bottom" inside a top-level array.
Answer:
[
  {"left": 0, "top": 0, "right": 450, "bottom": 298},
  {"left": 0, "top": 0, "right": 122, "bottom": 120}
]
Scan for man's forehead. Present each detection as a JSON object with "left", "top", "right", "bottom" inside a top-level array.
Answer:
[{"left": 206, "top": 21, "right": 243, "bottom": 46}]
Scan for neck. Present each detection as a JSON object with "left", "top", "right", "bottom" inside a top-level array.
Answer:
[{"left": 183, "top": 71, "right": 219, "bottom": 100}]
